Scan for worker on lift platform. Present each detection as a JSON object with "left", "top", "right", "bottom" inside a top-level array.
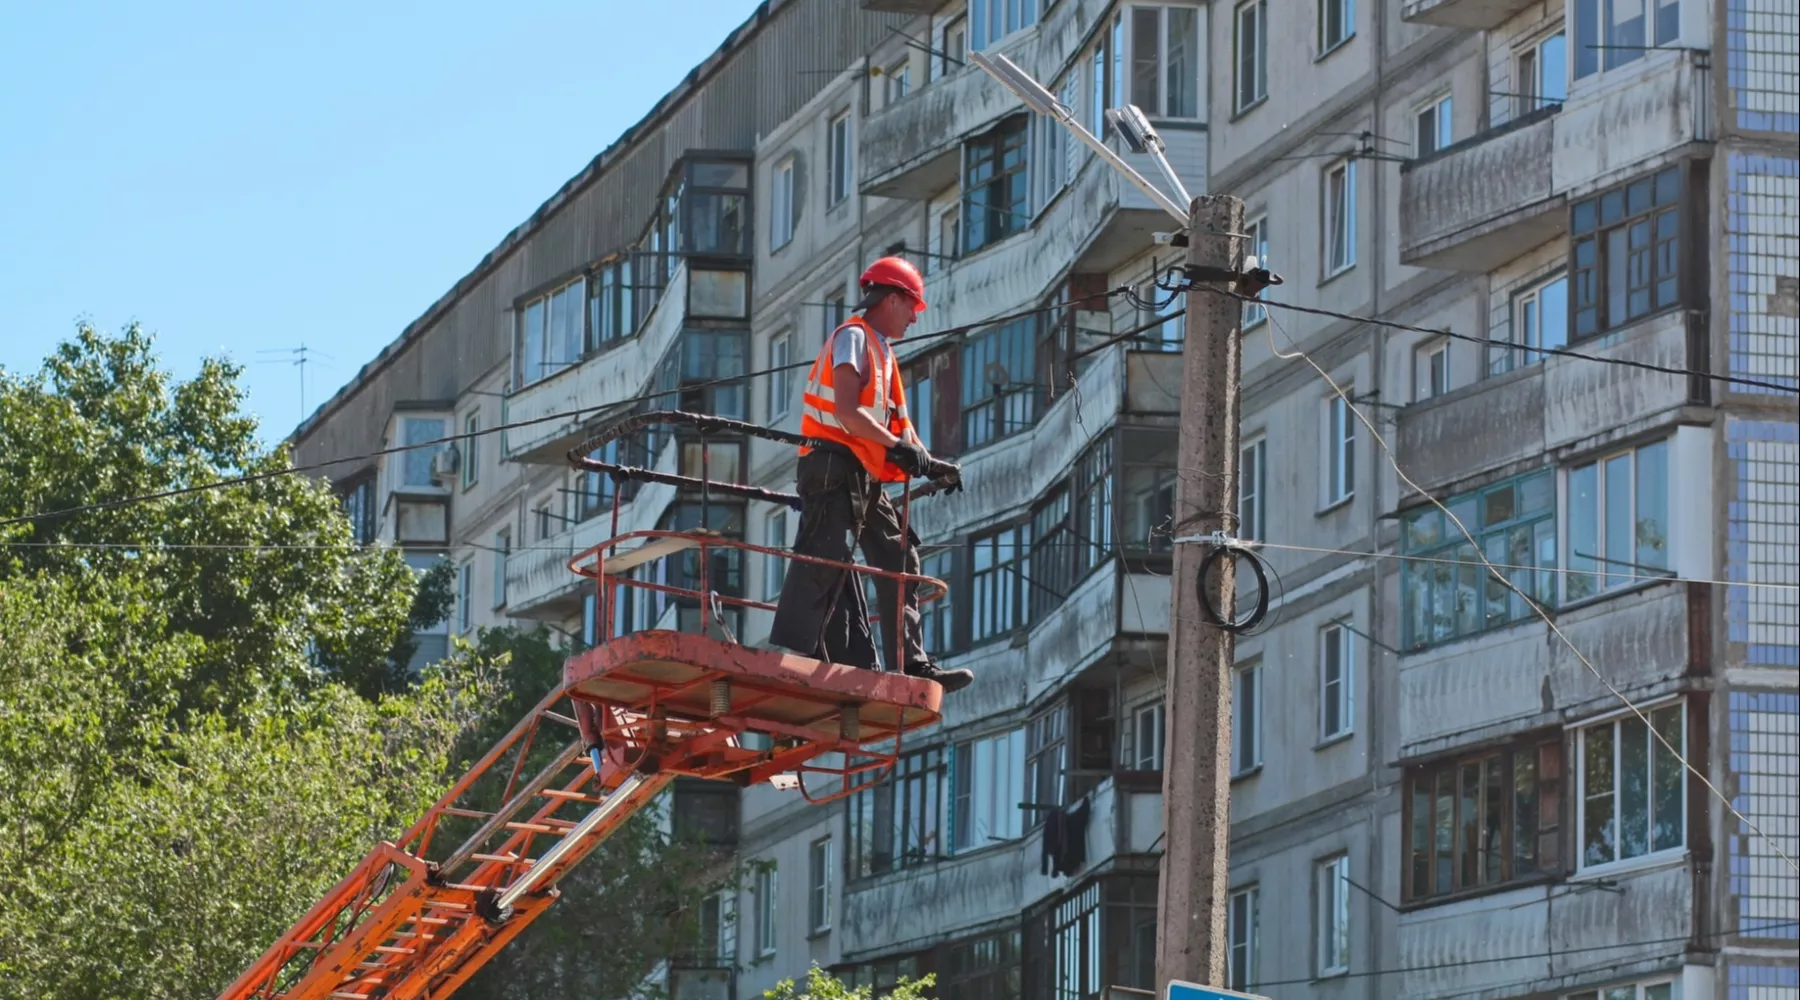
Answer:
[{"left": 770, "top": 256, "right": 975, "bottom": 693}]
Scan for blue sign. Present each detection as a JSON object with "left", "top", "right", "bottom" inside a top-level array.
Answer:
[{"left": 1167, "top": 981, "right": 1270, "bottom": 1000}]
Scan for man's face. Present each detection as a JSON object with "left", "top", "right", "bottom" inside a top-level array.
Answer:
[{"left": 866, "top": 291, "right": 921, "bottom": 339}]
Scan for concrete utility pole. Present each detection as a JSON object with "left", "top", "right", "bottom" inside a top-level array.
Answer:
[{"left": 1155, "top": 193, "right": 1248, "bottom": 993}]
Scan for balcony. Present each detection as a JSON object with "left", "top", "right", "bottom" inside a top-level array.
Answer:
[
  {"left": 839, "top": 774, "right": 1162, "bottom": 957},
  {"left": 502, "top": 266, "right": 688, "bottom": 464},
  {"left": 857, "top": 0, "right": 1114, "bottom": 199},
  {"left": 1401, "top": 0, "right": 1536, "bottom": 29},
  {"left": 500, "top": 442, "right": 679, "bottom": 619},
  {"left": 1400, "top": 105, "right": 1564, "bottom": 273}
]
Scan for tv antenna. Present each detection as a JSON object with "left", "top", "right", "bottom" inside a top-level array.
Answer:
[{"left": 255, "top": 344, "right": 335, "bottom": 423}]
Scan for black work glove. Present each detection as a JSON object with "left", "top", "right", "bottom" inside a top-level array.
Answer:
[
  {"left": 886, "top": 440, "right": 931, "bottom": 478},
  {"left": 926, "top": 458, "right": 964, "bottom": 495}
]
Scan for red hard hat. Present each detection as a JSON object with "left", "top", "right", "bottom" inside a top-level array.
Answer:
[{"left": 860, "top": 255, "right": 928, "bottom": 312}]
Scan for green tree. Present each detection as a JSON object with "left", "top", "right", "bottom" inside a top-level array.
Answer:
[{"left": 765, "top": 966, "right": 937, "bottom": 1000}]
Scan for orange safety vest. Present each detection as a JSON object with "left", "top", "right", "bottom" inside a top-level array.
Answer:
[{"left": 799, "top": 317, "right": 917, "bottom": 483}]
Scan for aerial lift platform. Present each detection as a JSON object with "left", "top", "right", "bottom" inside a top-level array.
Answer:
[{"left": 217, "top": 520, "right": 948, "bottom": 1000}]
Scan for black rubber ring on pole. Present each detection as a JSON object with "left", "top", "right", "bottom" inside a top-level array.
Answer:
[{"left": 1196, "top": 543, "right": 1271, "bottom": 633}]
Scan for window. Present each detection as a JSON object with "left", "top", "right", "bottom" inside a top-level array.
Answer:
[
  {"left": 1227, "top": 885, "right": 1260, "bottom": 990},
  {"left": 1129, "top": 5, "right": 1202, "bottom": 119},
  {"left": 1572, "top": 0, "right": 1678, "bottom": 79},
  {"left": 683, "top": 160, "right": 751, "bottom": 258},
  {"left": 695, "top": 891, "right": 736, "bottom": 966},
  {"left": 1318, "top": 0, "right": 1354, "bottom": 52},
  {"left": 960, "top": 315, "right": 1041, "bottom": 450},
  {"left": 1234, "top": 0, "right": 1268, "bottom": 112},
  {"left": 962, "top": 116, "right": 1030, "bottom": 254},
  {"left": 1404, "top": 733, "right": 1565, "bottom": 902},
  {"left": 1032, "top": 94, "right": 1070, "bottom": 212},
  {"left": 1324, "top": 159, "right": 1357, "bottom": 274},
  {"left": 1043, "top": 882, "right": 1103, "bottom": 1000},
  {"left": 1493, "top": 273, "right": 1569, "bottom": 375},
  {"left": 492, "top": 529, "right": 509, "bottom": 608},
  {"left": 1233, "top": 663, "right": 1262, "bottom": 775},
  {"left": 514, "top": 278, "right": 586, "bottom": 388},
  {"left": 1087, "top": 12, "right": 1127, "bottom": 135},
  {"left": 1147, "top": 272, "right": 1185, "bottom": 350},
  {"left": 952, "top": 728, "right": 1026, "bottom": 851},
  {"left": 1578, "top": 702, "right": 1686, "bottom": 869},
  {"left": 1415, "top": 339, "right": 1450, "bottom": 401},
  {"left": 659, "top": 329, "right": 748, "bottom": 420},
  {"left": 827, "top": 111, "right": 852, "bottom": 206},
  {"left": 1122, "top": 430, "right": 1179, "bottom": 553},
  {"left": 970, "top": 0, "right": 1041, "bottom": 51},
  {"left": 846, "top": 747, "right": 946, "bottom": 879},
  {"left": 768, "top": 332, "right": 793, "bottom": 421},
  {"left": 1029, "top": 489, "right": 1075, "bottom": 621},
  {"left": 1515, "top": 32, "right": 1568, "bottom": 117},
  {"left": 1239, "top": 438, "right": 1266, "bottom": 543},
  {"left": 754, "top": 865, "right": 777, "bottom": 956},
  {"left": 920, "top": 549, "right": 956, "bottom": 654},
  {"left": 808, "top": 837, "right": 832, "bottom": 933},
  {"left": 1570, "top": 166, "right": 1681, "bottom": 339},
  {"left": 1566, "top": 980, "right": 1677, "bottom": 1000},
  {"left": 885, "top": 59, "right": 911, "bottom": 105},
  {"left": 535, "top": 498, "right": 556, "bottom": 541},
  {"left": 1316, "top": 855, "right": 1350, "bottom": 976},
  {"left": 1566, "top": 439, "right": 1669, "bottom": 601},
  {"left": 937, "top": 14, "right": 967, "bottom": 80},
  {"left": 456, "top": 562, "right": 473, "bottom": 632},
  {"left": 1075, "top": 436, "right": 1115, "bottom": 569},
  {"left": 460, "top": 411, "right": 481, "bottom": 489},
  {"left": 1241, "top": 216, "right": 1269, "bottom": 327},
  {"left": 822, "top": 288, "right": 848, "bottom": 341},
  {"left": 970, "top": 522, "right": 1031, "bottom": 642},
  {"left": 942, "top": 930, "right": 1021, "bottom": 1000},
  {"left": 771, "top": 156, "right": 797, "bottom": 251},
  {"left": 764, "top": 508, "right": 788, "bottom": 600},
  {"left": 1319, "top": 622, "right": 1354, "bottom": 741},
  {"left": 1415, "top": 94, "right": 1453, "bottom": 157},
  {"left": 342, "top": 480, "right": 375, "bottom": 545},
  {"left": 1325, "top": 393, "right": 1355, "bottom": 504},
  {"left": 1024, "top": 705, "right": 1069, "bottom": 818},
  {"left": 1402, "top": 471, "right": 1556, "bottom": 649},
  {"left": 581, "top": 592, "right": 598, "bottom": 647},
  {"left": 935, "top": 209, "right": 962, "bottom": 272},
  {"left": 399, "top": 417, "right": 448, "bottom": 488},
  {"left": 1130, "top": 701, "right": 1165, "bottom": 771}
]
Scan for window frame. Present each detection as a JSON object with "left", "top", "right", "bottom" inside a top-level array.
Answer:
[
  {"left": 1233, "top": 0, "right": 1269, "bottom": 114},
  {"left": 1575, "top": 699, "right": 1688, "bottom": 873},
  {"left": 1130, "top": 700, "right": 1166, "bottom": 771},
  {"left": 1323, "top": 158, "right": 1358, "bottom": 276},
  {"left": 767, "top": 331, "right": 793, "bottom": 421},
  {"left": 1024, "top": 703, "right": 1070, "bottom": 824},
  {"left": 1493, "top": 271, "right": 1570, "bottom": 376},
  {"left": 754, "top": 864, "right": 777, "bottom": 957},
  {"left": 1232, "top": 661, "right": 1263, "bottom": 776},
  {"left": 1400, "top": 470, "right": 1559, "bottom": 650},
  {"left": 1241, "top": 215, "right": 1270, "bottom": 327},
  {"left": 1316, "top": 854, "right": 1351, "bottom": 977},
  {"left": 1228, "top": 883, "right": 1260, "bottom": 990},
  {"left": 1125, "top": 3, "right": 1204, "bottom": 121},
  {"left": 1414, "top": 94, "right": 1454, "bottom": 158},
  {"left": 970, "top": 0, "right": 1042, "bottom": 52},
  {"left": 1571, "top": 0, "right": 1680, "bottom": 80},
  {"left": 1514, "top": 31, "right": 1568, "bottom": 118},
  {"left": 845, "top": 746, "right": 947, "bottom": 881},
  {"left": 1569, "top": 165, "right": 1684, "bottom": 341},
  {"left": 920, "top": 547, "right": 957, "bottom": 655},
  {"left": 1401, "top": 732, "right": 1566, "bottom": 905},
  {"left": 808, "top": 836, "right": 833, "bottom": 934},
  {"left": 1563, "top": 980, "right": 1679, "bottom": 1000},
  {"left": 827, "top": 110, "right": 853, "bottom": 207},
  {"left": 456, "top": 561, "right": 473, "bottom": 633},
  {"left": 961, "top": 114, "right": 1032, "bottom": 255},
  {"left": 951, "top": 726, "right": 1027, "bottom": 852},
  {"left": 969, "top": 519, "right": 1033, "bottom": 644},
  {"left": 1325, "top": 392, "right": 1355, "bottom": 506},
  {"left": 771, "top": 154, "right": 798, "bottom": 252},
  {"left": 1562, "top": 438, "right": 1671, "bottom": 604},
  {"left": 885, "top": 58, "right": 912, "bottom": 106},
  {"left": 512, "top": 276, "right": 587, "bottom": 390},
  {"left": 764, "top": 507, "right": 789, "bottom": 601},
  {"left": 492, "top": 528, "right": 510, "bottom": 609},
  {"left": 1318, "top": 621, "right": 1355, "bottom": 742},
  {"left": 1239, "top": 436, "right": 1266, "bottom": 542},
  {"left": 1414, "top": 338, "right": 1450, "bottom": 401},
  {"left": 460, "top": 410, "right": 481, "bottom": 490},
  {"left": 1318, "top": 0, "right": 1355, "bottom": 55}
]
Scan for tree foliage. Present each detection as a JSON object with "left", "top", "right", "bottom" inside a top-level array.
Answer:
[{"left": 764, "top": 967, "right": 937, "bottom": 1000}]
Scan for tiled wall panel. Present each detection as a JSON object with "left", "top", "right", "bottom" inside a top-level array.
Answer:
[
  {"left": 1727, "top": 0, "right": 1800, "bottom": 133},
  {"left": 1726, "top": 419, "right": 1800, "bottom": 667},
  {"left": 1727, "top": 690, "right": 1800, "bottom": 941},
  {"left": 1726, "top": 154, "right": 1799, "bottom": 394}
]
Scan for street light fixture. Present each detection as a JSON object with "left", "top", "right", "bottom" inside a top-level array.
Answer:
[{"left": 1106, "top": 104, "right": 1192, "bottom": 209}]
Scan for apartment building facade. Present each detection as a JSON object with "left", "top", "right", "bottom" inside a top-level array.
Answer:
[{"left": 289, "top": 0, "right": 1796, "bottom": 998}]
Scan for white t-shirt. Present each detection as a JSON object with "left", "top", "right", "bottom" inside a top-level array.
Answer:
[{"left": 828, "top": 322, "right": 889, "bottom": 377}]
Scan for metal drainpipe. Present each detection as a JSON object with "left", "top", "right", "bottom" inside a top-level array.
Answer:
[{"left": 1366, "top": 1, "right": 1390, "bottom": 992}]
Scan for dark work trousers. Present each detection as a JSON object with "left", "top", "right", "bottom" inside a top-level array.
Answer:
[{"left": 768, "top": 446, "right": 928, "bottom": 674}]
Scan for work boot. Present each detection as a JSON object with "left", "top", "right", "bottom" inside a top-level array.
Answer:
[{"left": 905, "top": 661, "right": 974, "bottom": 693}]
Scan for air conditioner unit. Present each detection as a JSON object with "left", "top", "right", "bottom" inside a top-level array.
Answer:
[{"left": 430, "top": 445, "right": 461, "bottom": 483}]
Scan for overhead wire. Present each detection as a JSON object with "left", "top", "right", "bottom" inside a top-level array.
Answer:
[
  {"left": 0, "top": 288, "right": 1134, "bottom": 533},
  {"left": 1249, "top": 539, "right": 1799, "bottom": 593},
  {"left": 1257, "top": 306, "right": 1799, "bottom": 875}
]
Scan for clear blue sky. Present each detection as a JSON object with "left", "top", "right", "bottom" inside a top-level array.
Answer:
[{"left": 0, "top": 0, "right": 762, "bottom": 441}]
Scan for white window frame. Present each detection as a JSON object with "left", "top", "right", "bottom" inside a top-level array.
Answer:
[
  {"left": 1228, "top": 884, "right": 1260, "bottom": 990},
  {"left": 1132, "top": 700, "right": 1166, "bottom": 771},
  {"left": 754, "top": 864, "right": 777, "bottom": 956},
  {"left": 1563, "top": 979, "right": 1679, "bottom": 1000},
  {"left": 1233, "top": 662, "right": 1263, "bottom": 775},
  {"left": 1574, "top": 699, "right": 1688, "bottom": 873},
  {"left": 1316, "top": 855, "right": 1351, "bottom": 976},
  {"left": 1570, "top": 0, "right": 1680, "bottom": 81},
  {"left": 953, "top": 727, "right": 1026, "bottom": 851},
  {"left": 1239, "top": 437, "right": 1266, "bottom": 543},
  {"left": 456, "top": 561, "right": 473, "bottom": 633},
  {"left": 1563, "top": 439, "right": 1671, "bottom": 603},
  {"left": 1414, "top": 93, "right": 1453, "bottom": 157},
  {"left": 768, "top": 332, "right": 793, "bottom": 421},
  {"left": 1514, "top": 31, "right": 1568, "bottom": 118},
  {"left": 492, "top": 529, "right": 510, "bottom": 609},
  {"left": 936, "top": 13, "right": 968, "bottom": 81},
  {"left": 1233, "top": 0, "right": 1268, "bottom": 113},
  {"left": 1496, "top": 271, "right": 1569, "bottom": 375},
  {"left": 1414, "top": 339, "right": 1450, "bottom": 401},
  {"left": 885, "top": 59, "right": 911, "bottom": 106},
  {"left": 807, "top": 837, "right": 833, "bottom": 934},
  {"left": 460, "top": 410, "right": 481, "bottom": 490},
  {"left": 1319, "top": 621, "right": 1354, "bottom": 742},
  {"left": 970, "top": 0, "right": 1042, "bottom": 52},
  {"left": 1324, "top": 159, "right": 1357, "bottom": 275},
  {"left": 770, "top": 155, "right": 797, "bottom": 251},
  {"left": 1241, "top": 215, "right": 1269, "bottom": 328},
  {"left": 400, "top": 416, "right": 449, "bottom": 488},
  {"left": 764, "top": 508, "right": 789, "bottom": 600},
  {"left": 1123, "top": 3, "right": 1204, "bottom": 120},
  {"left": 1318, "top": 0, "right": 1355, "bottom": 54},
  {"left": 934, "top": 206, "right": 962, "bottom": 273},
  {"left": 827, "top": 111, "right": 852, "bottom": 207},
  {"left": 1325, "top": 392, "right": 1355, "bottom": 505}
]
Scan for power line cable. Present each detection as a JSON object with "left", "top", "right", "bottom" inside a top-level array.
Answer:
[
  {"left": 0, "top": 290, "right": 1130, "bottom": 533},
  {"left": 1259, "top": 309, "right": 1799, "bottom": 875},
  {"left": 1201, "top": 285, "right": 1800, "bottom": 395},
  {"left": 1248, "top": 539, "right": 1799, "bottom": 593}
]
